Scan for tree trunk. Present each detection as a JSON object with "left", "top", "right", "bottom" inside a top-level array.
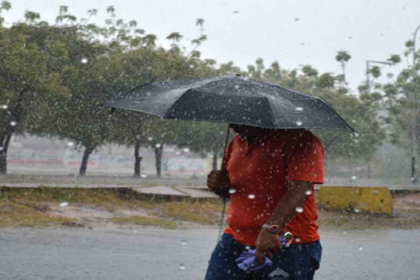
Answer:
[
  {"left": 79, "top": 145, "right": 96, "bottom": 176},
  {"left": 134, "top": 138, "right": 142, "bottom": 177},
  {"left": 154, "top": 145, "right": 164, "bottom": 178},
  {"left": 0, "top": 87, "right": 29, "bottom": 175},
  {"left": 212, "top": 150, "right": 218, "bottom": 171},
  {"left": 341, "top": 62, "right": 346, "bottom": 84},
  {"left": 0, "top": 133, "right": 12, "bottom": 174}
]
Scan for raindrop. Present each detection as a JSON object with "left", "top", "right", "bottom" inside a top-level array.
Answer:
[
  {"left": 243, "top": 77, "right": 249, "bottom": 81},
  {"left": 183, "top": 148, "right": 190, "bottom": 153},
  {"left": 295, "top": 107, "right": 304, "bottom": 111},
  {"left": 59, "top": 201, "right": 69, "bottom": 207},
  {"left": 140, "top": 174, "right": 147, "bottom": 178},
  {"left": 67, "top": 142, "right": 74, "bottom": 147},
  {"left": 181, "top": 240, "right": 187, "bottom": 246},
  {"left": 295, "top": 238, "right": 301, "bottom": 243},
  {"left": 351, "top": 175, "right": 357, "bottom": 181},
  {"left": 81, "top": 57, "right": 88, "bottom": 64},
  {"left": 296, "top": 121, "right": 303, "bottom": 126},
  {"left": 175, "top": 151, "right": 181, "bottom": 155},
  {"left": 155, "top": 144, "right": 161, "bottom": 148},
  {"left": 305, "top": 189, "right": 312, "bottom": 195},
  {"left": 229, "top": 188, "right": 237, "bottom": 194},
  {"left": 1, "top": 105, "right": 7, "bottom": 109},
  {"left": 10, "top": 121, "right": 17, "bottom": 126},
  {"left": 245, "top": 246, "right": 251, "bottom": 250},
  {"left": 296, "top": 206, "right": 304, "bottom": 213},
  {"left": 354, "top": 139, "right": 359, "bottom": 144},
  {"left": 354, "top": 133, "right": 359, "bottom": 137},
  {"left": 248, "top": 194, "right": 255, "bottom": 199},
  {"left": 354, "top": 209, "right": 360, "bottom": 213},
  {"left": 189, "top": 64, "right": 195, "bottom": 69},
  {"left": 146, "top": 91, "right": 152, "bottom": 97},
  {"left": 148, "top": 137, "right": 153, "bottom": 141},
  {"left": 358, "top": 246, "right": 363, "bottom": 251},
  {"left": 179, "top": 264, "right": 185, "bottom": 270},
  {"left": 234, "top": 85, "right": 240, "bottom": 90}
]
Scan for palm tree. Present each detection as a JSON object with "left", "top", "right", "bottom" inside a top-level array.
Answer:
[{"left": 335, "top": 51, "right": 351, "bottom": 84}]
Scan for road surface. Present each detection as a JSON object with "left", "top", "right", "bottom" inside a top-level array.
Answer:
[{"left": 0, "top": 227, "right": 419, "bottom": 280}]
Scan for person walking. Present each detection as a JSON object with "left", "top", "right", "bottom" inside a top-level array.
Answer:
[{"left": 205, "top": 124, "right": 324, "bottom": 280}]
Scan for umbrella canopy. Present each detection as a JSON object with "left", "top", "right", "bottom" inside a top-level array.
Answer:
[{"left": 107, "top": 75, "right": 355, "bottom": 132}]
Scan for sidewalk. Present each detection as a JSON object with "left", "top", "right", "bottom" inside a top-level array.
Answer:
[
  {"left": 1, "top": 174, "right": 420, "bottom": 199},
  {"left": 0, "top": 182, "right": 218, "bottom": 199}
]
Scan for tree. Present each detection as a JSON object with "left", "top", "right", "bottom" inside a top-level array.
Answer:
[
  {"left": 0, "top": 7, "right": 70, "bottom": 174},
  {"left": 35, "top": 6, "right": 194, "bottom": 176},
  {"left": 301, "top": 65, "right": 318, "bottom": 78},
  {"left": 335, "top": 50, "right": 351, "bottom": 83},
  {"left": 386, "top": 41, "right": 420, "bottom": 181},
  {"left": 141, "top": 118, "right": 184, "bottom": 177},
  {"left": 316, "top": 73, "right": 336, "bottom": 89}
]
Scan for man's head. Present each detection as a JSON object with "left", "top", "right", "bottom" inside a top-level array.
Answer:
[{"left": 229, "top": 124, "right": 272, "bottom": 141}]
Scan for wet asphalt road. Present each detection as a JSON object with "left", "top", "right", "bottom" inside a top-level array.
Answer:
[{"left": 0, "top": 227, "right": 419, "bottom": 280}]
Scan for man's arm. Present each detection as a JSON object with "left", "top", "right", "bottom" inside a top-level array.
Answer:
[{"left": 255, "top": 180, "right": 310, "bottom": 264}]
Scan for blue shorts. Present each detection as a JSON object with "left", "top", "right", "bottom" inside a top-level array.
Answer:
[{"left": 204, "top": 233, "right": 322, "bottom": 280}]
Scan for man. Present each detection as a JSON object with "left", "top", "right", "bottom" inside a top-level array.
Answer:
[{"left": 204, "top": 124, "right": 323, "bottom": 280}]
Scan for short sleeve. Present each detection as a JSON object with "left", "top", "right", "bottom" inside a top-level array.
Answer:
[
  {"left": 287, "top": 132, "right": 324, "bottom": 184},
  {"left": 223, "top": 136, "right": 236, "bottom": 171}
]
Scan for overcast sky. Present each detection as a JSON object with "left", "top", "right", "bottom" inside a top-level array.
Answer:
[{"left": 3, "top": 0, "right": 420, "bottom": 93}]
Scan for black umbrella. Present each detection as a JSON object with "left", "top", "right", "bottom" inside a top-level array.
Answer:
[{"left": 107, "top": 75, "right": 355, "bottom": 132}]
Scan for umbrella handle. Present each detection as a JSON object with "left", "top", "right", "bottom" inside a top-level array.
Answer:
[{"left": 220, "top": 125, "right": 230, "bottom": 172}]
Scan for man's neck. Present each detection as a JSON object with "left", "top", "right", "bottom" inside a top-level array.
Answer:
[{"left": 241, "top": 131, "right": 271, "bottom": 145}]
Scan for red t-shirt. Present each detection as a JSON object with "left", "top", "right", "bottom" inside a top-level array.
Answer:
[{"left": 223, "top": 129, "right": 324, "bottom": 246}]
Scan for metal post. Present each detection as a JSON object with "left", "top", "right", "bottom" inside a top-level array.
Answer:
[
  {"left": 411, "top": 25, "right": 420, "bottom": 184},
  {"left": 366, "top": 61, "right": 370, "bottom": 91}
]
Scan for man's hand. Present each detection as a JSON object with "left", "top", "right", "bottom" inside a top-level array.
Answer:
[
  {"left": 255, "top": 229, "right": 282, "bottom": 265},
  {"left": 207, "top": 170, "right": 231, "bottom": 198}
]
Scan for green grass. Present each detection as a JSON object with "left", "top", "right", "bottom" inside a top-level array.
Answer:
[
  {"left": 318, "top": 210, "right": 420, "bottom": 230},
  {"left": 0, "top": 200, "right": 75, "bottom": 228},
  {"left": 153, "top": 199, "right": 224, "bottom": 224},
  {"left": 2, "top": 187, "right": 419, "bottom": 231},
  {"left": 0, "top": 187, "right": 155, "bottom": 211},
  {"left": 0, "top": 187, "right": 224, "bottom": 229}
]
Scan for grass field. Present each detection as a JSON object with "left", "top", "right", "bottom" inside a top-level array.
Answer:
[{"left": 1, "top": 187, "right": 419, "bottom": 230}]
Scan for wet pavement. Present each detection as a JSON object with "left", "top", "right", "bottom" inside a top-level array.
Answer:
[{"left": 0, "top": 227, "right": 419, "bottom": 280}]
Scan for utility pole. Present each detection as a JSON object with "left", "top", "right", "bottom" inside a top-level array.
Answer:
[{"left": 410, "top": 25, "right": 420, "bottom": 184}]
